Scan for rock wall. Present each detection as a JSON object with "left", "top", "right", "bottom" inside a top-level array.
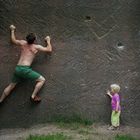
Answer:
[{"left": 0, "top": 0, "right": 140, "bottom": 128}]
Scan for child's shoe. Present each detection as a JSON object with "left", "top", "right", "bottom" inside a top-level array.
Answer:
[{"left": 107, "top": 125, "right": 116, "bottom": 130}]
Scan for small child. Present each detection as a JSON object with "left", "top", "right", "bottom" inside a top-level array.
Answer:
[{"left": 106, "top": 84, "right": 121, "bottom": 130}]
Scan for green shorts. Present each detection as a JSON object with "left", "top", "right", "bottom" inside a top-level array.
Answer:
[{"left": 12, "top": 65, "right": 41, "bottom": 83}]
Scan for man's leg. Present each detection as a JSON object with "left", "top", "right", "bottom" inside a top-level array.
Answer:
[
  {"left": 31, "top": 76, "right": 45, "bottom": 101},
  {"left": 0, "top": 83, "right": 17, "bottom": 103}
]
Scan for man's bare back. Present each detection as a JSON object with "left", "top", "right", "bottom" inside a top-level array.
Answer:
[{"left": 17, "top": 41, "right": 39, "bottom": 66}]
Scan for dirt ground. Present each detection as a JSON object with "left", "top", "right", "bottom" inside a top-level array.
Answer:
[{"left": 0, "top": 123, "right": 140, "bottom": 140}]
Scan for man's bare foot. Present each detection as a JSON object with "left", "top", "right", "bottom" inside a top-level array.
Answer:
[
  {"left": 30, "top": 96, "right": 41, "bottom": 103},
  {"left": 0, "top": 92, "right": 7, "bottom": 104},
  {"left": 0, "top": 100, "right": 4, "bottom": 105}
]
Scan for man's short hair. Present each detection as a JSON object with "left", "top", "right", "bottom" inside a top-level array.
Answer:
[{"left": 26, "top": 33, "right": 36, "bottom": 44}]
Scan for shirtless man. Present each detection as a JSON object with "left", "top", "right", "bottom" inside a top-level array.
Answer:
[{"left": 0, "top": 25, "right": 52, "bottom": 103}]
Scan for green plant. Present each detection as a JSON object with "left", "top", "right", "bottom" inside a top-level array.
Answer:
[
  {"left": 78, "top": 129, "right": 90, "bottom": 135},
  {"left": 50, "top": 114, "right": 93, "bottom": 126},
  {"left": 115, "top": 134, "right": 139, "bottom": 140},
  {"left": 26, "top": 133, "right": 70, "bottom": 140}
]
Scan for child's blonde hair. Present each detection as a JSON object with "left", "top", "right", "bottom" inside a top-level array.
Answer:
[{"left": 110, "top": 84, "right": 120, "bottom": 93}]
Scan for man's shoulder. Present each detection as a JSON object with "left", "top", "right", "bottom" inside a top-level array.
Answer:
[
  {"left": 35, "top": 44, "right": 42, "bottom": 46},
  {"left": 34, "top": 44, "right": 43, "bottom": 49},
  {"left": 19, "top": 40, "right": 27, "bottom": 45}
]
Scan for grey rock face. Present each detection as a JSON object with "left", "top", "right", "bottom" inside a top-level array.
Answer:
[{"left": 0, "top": 0, "right": 140, "bottom": 128}]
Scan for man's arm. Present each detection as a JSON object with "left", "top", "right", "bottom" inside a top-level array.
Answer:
[
  {"left": 36, "top": 36, "right": 52, "bottom": 52},
  {"left": 10, "top": 25, "right": 25, "bottom": 46}
]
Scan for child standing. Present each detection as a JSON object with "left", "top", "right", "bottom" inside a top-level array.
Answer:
[{"left": 106, "top": 84, "right": 121, "bottom": 130}]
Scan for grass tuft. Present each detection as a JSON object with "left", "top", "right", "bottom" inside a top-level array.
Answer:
[
  {"left": 26, "top": 133, "right": 70, "bottom": 140},
  {"left": 50, "top": 114, "right": 93, "bottom": 126},
  {"left": 115, "top": 134, "right": 138, "bottom": 140}
]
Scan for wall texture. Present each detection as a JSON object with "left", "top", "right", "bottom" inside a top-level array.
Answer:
[{"left": 0, "top": 0, "right": 140, "bottom": 128}]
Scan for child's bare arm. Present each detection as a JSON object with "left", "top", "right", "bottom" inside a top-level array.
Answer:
[
  {"left": 106, "top": 90, "right": 112, "bottom": 98},
  {"left": 115, "top": 101, "right": 120, "bottom": 112}
]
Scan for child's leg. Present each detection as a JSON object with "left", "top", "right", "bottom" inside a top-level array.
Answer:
[
  {"left": 111, "top": 111, "right": 121, "bottom": 127},
  {"left": 116, "top": 111, "right": 121, "bottom": 127}
]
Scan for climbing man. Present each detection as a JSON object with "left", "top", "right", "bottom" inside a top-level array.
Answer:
[{"left": 0, "top": 25, "right": 52, "bottom": 103}]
